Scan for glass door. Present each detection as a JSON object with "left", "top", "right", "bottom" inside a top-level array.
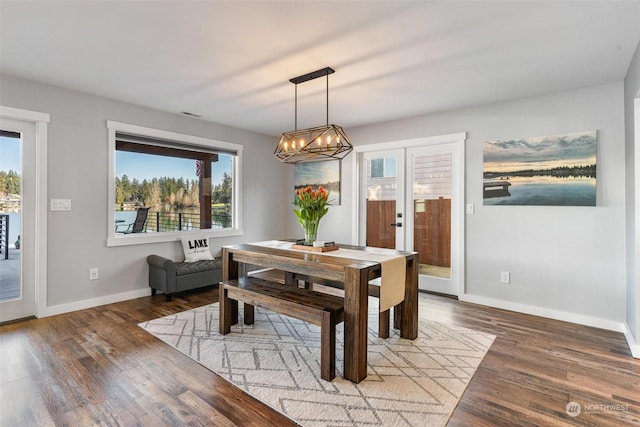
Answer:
[
  {"left": 406, "top": 144, "right": 462, "bottom": 296},
  {"left": 357, "top": 138, "right": 464, "bottom": 297},
  {"left": 359, "top": 150, "right": 405, "bottom": 250},
  {"left": 0, "top": 119, "right": 36, "bottom": 321}
]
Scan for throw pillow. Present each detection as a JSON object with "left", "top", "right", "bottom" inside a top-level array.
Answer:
[{"left": 180, "top": 235, "right": 214, "bottom": 262}]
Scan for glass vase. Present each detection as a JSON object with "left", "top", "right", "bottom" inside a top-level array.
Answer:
[{"left": 302, "top": 219, "right": 319, "bottom": 246}]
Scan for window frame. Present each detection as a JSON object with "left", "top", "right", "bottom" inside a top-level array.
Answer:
[{"left": 106, "top": 120, "right": 243, "bottom": 247}]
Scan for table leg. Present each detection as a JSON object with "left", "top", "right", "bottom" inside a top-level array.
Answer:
[
  {"left": 221, "top": 247, "right": 238, "bottom": 282},
  {"left": 343, "top": 265, "right": 369, "bottom": 383},
  {"left": 219, "top": 285, "right": 233, "bottom": 334},
  {"left": 401, "top": 254, "right": 419, "bottom": 339},
  {"left": 222, "top": 247, "right": 239, "bottom": 324},
  {"left": 394, "top": 304, "right": 402, "bottom": 330},
  {"left": 379, "top": 309, "right": 390, "bottom": 339}
]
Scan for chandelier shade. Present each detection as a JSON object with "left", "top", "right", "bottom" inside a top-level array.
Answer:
[
  {"left": 274, "top": 124, "right": 353, "bottom": 163},
  {"left": 274, "top": 67, "right": 353, "bottom": 163}
]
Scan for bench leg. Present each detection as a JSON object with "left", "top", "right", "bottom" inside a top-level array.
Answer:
[
  {"left": 231, "top": 298, "right": 238, "bottom": 325},
  {"left": 284, "top": 271, "right": 296, "bottom": 286},
  {"left": 379, "top": 309, "right": 390, "bottom": 339},
  {"left": 320, "top": 311, "right": 336, "bottom": 381},
  {"left": 219, "top": 286, "right": 233, "bottom": 334},
  {"left": 244, "top": 303, "right": 255, "bottom": 325}
]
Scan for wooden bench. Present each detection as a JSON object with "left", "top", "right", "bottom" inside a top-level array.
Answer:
[
  {"left": 284, "top": 272, "right": 400, "bottom": 339},
  {"left": 219, "top": 276, "right": 345, "bottom": 381}
]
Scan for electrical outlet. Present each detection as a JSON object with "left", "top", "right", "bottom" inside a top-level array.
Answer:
[
  {"left": 89, "top": 268, "right": 99, "bottom": 281},
  {"left": 500, "top": 271, "right": 510, "bottom": 284},
  {"left": 466, "top": 203, "right": 474, "bottom": 214}
]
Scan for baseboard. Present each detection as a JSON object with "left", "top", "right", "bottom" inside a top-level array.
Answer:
[
  {"left": 41, "top": 288, "right": 151, "bottom": 318},
  {"left": 459, "top": 293, "right": 626, "bottom": 333},
  {"left": 623, "top": 323, "right": 640, "bottom": 359}
]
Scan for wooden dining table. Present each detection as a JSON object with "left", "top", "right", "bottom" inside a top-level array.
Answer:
[{"left": 221, "top": 241, "right": 419, "bottom": 384}]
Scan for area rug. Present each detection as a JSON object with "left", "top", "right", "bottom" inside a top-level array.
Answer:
[{"left": 139, "top": 295, "right": 495, "bottom": 426}]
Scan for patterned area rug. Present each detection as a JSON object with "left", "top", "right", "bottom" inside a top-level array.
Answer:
[{"left": 139, "top": 295, "right": 495, "bottom": 426}]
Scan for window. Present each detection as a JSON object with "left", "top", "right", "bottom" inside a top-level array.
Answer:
[
  {"left": 107, "top": 121, "right": 242, "bottom": 246},
  {"left": 370, "top": 157, "right": 397, "bottom": 178}
]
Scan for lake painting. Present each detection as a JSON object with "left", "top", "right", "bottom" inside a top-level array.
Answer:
[
  {"left": 483, "top": 131, "right": 596, "bottom": 206},
  {"left": 294, "top": 161, "right": 341, "bottom": 205}
]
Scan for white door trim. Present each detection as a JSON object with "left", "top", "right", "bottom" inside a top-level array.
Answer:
[
  {"left": 353, "top": 133, "right": 466, "bottom": 153},
  {"left": 0, "top": 106, "right": 49, "bottom": 319}
]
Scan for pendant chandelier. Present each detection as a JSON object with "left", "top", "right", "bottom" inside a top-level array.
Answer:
[{"left": 274, "top": 67, "right": 353, "bottom": 163}]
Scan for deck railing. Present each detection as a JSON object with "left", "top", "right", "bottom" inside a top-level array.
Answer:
[
  {"left": 144, "top": 210, "right": 232, "bottom": 232},
  {"left": 0, "top": 214, "right": 8, "bottom": 259}
]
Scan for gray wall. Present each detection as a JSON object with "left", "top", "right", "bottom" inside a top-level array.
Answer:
[
  {"left": 1, "top": 74, "right": 287, "bottom": 309},
  {"left": 624, "top": 42, "right": 640, "bottom": 345},
  {"left": 1, "top": 72, "right": 631, "bottom": 332},
  {"left": 290, "top": 82, "right": 627, "bottom": 328}
]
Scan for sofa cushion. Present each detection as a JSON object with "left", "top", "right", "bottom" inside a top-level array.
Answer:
[{"left": 175, "top": 258, "right": 221, "bottom": 276}]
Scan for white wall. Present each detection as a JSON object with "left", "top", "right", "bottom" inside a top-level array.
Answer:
[
  {"left": 289, "top": 82, "right": 627, "bottom": 330},
  {"left": 624, "top": 41, "right": 640, "bottom": 356},
  {"left": 0, "top": 74, "right": 287, "bottom": 313}
]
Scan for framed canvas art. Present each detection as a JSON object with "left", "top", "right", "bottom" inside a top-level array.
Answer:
[
  {"left": 483, "top": 130, "right": 596, "bottom": 206},
  {"left": 294, "top": 161, "right": 341, "bottom": 205}
]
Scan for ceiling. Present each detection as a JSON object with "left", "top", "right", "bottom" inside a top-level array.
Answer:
[{"left": 1, "top": 1, "right": 639, "bottom": 137}]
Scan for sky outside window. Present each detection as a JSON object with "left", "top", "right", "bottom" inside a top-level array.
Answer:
[
  {"left": 0, "top": 136, "right": 21, "bottom": 173},
  {"left": 117, "top": 151, "right": 232, "bottom": 185},
  {"left": 3, "top": 136, "right": 234, "bottom": 185}
]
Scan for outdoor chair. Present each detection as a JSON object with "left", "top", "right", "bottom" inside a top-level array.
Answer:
[{"left": 115, "top": 207, "right": 150, "bottom": 234}]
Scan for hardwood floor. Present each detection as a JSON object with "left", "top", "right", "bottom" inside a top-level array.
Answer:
[{"left": 1, "top": 285, "right": 638, "bottom": 426}]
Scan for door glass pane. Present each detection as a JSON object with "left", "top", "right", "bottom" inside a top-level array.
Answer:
[
  {"left": 366, "top": 157, "right": 396, "bottom": 249},
  {"left": 413, "top": 152, "right": 452, "bottom": 279},
  {"left": 0, "top": 131, "right": 22, "bottom": 302}
]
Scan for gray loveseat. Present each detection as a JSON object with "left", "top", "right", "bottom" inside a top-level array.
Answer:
[{"left": 147, "top": 255, "right": 222, "bottom": 301}]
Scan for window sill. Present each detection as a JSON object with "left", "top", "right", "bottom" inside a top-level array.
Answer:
[{"left": 106, "top": 227, "right": 243, "bottom": 247}]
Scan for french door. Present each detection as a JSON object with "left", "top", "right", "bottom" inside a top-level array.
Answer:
[
  {"left": 356, "top": 135, "right": 465, "bottom": 296},
  {"left": 0, "top": 106, "right": 48, "bottom": 322},
  {"left": 360, "top": 149, "right": 405, "bottom": 250},
  {"left": 0, "top": 118, "right": 37, "bottom": 321}
]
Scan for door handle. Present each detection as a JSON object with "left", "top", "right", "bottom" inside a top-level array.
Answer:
[{"left": 390, "top": 222, "right": 403, "bottom": 227}]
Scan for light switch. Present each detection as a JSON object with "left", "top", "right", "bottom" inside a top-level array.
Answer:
[
  {"left": 466, "top": 203, "right": 474, "bottom": 215},
  {"left": 51, "top": 199, "right": 71, "bottom": 211}
]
